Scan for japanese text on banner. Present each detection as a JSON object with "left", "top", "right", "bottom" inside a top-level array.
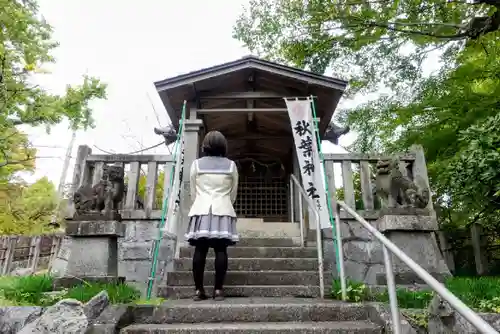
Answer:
[{"left": 285, "top": 99, "right": 330, "bottom": 229}]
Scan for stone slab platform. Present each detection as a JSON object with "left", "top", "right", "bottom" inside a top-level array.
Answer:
[
  {"left": 120, "top": 321, "right": 382, "bottom": 333},
  {"left": 158, "top": 285, "right": 321, "bottom": 299},
  {"left": 66, "top": 220, "right": 125, "bottom": 237},
  {"left": 122, "top": 298, "right": 372, "bottom": 324},
  {"left": 179, "top": 246, "right": 317, "bottom": 258},
  {"left": 174, "top": 257, "right": 318, "bottom": 272},
  {"left": 167, "top": 271, "right": 319, "bottom": 286}
]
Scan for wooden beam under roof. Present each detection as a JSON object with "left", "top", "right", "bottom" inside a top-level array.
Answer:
[
  {"left": 197, "top": 108, "right": 287, "bottom": 114},
  {"left": 199, "top": 91, "right": 286, "bottom": 99}
]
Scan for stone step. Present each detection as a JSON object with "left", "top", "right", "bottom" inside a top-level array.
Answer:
[
  {"left": 159, "top": 285, "right": 321, "bottom": 299},
  {"left": 174, "top": 257, "right": 319, "bottom": 272},
  {"left": 121, "top": 321, "right": 382, "bottom": 333},
  {"left": 237, "top": 238, "right": 300, "bottom": 247},
  {"left": 237, "top": 221, "right": 301, "bottom": 238},
  {"left": 125, "top": 298, "right": 372, "bottom": 324},
  {"left": 180, "top": 238, "right": 301, "bottom": 248},
  {"left": 167, "top": 271, "right": 319, "bottom": 286},
  {"left": 179, "top": 246, "right": 317, "bottom": 259}
]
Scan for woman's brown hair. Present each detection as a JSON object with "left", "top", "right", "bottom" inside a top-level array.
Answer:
[{"left": 201, "top": 131, "right": 228, "bottom": 157}]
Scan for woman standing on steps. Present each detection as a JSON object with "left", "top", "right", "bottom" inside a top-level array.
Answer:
[{"left": 185, "top": 130, "right": 239, "bottom": 301}]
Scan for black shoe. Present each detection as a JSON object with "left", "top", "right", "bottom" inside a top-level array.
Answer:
[
  {"left": 213, "top": 289, "right": 224, "bottom": 301},
  {"left": 193, "top": 290, "right": 207, "bottom": 301}
]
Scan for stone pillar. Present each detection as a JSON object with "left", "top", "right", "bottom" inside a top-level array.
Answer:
[
  {"left": 177, "top": 118, "right": 203, "bottom": 252},
  {"left": 374, "top": 214, "right": 452, "bottom": 285},
  {"left": 66, "top": 145, "right": 91, "bottom": 218},
  {"left": 54, "top": 221, "right": 126, "bottom": 287}
]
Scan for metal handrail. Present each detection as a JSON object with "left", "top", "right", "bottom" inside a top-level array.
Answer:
[
  {"left": 336, "top": 201, "right": 498, "bottom": 334},
  {"left": 289, "top": 174, "right": 325, "bottom": 299}
]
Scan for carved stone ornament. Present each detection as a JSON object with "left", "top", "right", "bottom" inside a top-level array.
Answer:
[
  {"left": 72, "top": 164, "right": 125, "bottom": 221},
  {"left": 375, "top": 158, "right": 430, "bottom": 209},
  {"left": 323, "top": 122, "right": 350, "bottom": 145},
  {"left": 154, "top": 124, "right": 177, "bottom": 146}
]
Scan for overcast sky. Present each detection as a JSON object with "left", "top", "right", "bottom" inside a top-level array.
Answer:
[{"left": 27, "top": 0, "right": 358, "bottom": 187}]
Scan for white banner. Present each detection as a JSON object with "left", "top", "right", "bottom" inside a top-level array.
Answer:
[
  {"left": 285, "top": 98, "right": 330, "bottom": 229},
  {"left": 163, "top": 132, "right": 184, "bottom": 234}
]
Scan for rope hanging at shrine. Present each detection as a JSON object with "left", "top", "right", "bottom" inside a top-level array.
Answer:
[{"left": 235, "top": 157, "right": 286, "bottom": 180}]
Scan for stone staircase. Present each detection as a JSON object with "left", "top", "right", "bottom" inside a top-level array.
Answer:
[
  {"left": 119, "top": 220, "right": 384, "bottom": 333},
  {"left": 160, "top": 220, "right": 321, "bottom": 299}
]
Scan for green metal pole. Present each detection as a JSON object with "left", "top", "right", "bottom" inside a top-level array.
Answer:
[
  {"left": 146, "top": 101, "right": 187, "bottom": 300},
  {"left": 308, "top": 97, "right": 342, "bottom": 276}
]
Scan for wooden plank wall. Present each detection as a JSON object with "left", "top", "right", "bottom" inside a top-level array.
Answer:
[{"left": 0, "top": 234, "right": 63, "bottom": 275}]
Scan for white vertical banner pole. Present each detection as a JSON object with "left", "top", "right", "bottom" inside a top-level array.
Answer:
[
  {"left": 284, "top": 98, "right": 330, "bottom": 228},
  {"left": 164, "top": 132, "right": 185, "bottom": 235}
]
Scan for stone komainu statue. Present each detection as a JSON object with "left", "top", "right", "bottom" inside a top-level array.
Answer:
[
  {"left": 323, "top": 122, "right": 350, "bottom": 145},
  {"left": 375, "top": 158, "right": 430, "bottom": 209},
  {"left": 73, "top": 164, "right": 125, "bottom": 217},
  {"left": 154, "top": 124, "right": 177, "bottom": 146}
]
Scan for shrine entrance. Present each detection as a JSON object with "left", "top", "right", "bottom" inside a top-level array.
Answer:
[{"left": 155, "top": 56, "right": 347, "bottom": 222}]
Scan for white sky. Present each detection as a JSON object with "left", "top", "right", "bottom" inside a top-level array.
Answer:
[{"left": 25, "top": 0, "right": 355, "bottom": 187}]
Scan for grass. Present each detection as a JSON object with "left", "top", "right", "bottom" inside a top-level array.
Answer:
[
  {"left": 331, "top": 276, "right": 500, "bottom": 312},
  {"left": 0, "top": 274, "right": 141, "bottom": 306},
  {"left": 65, "top": 282, "right": 140, "bottom": 304}
]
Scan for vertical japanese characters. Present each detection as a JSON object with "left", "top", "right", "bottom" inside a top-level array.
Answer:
[
  {"left": 285, "top": 98, "right": 330, "bottom": 228},
  {"left": 294, "top": 119, "right": 321, "bottom": 210}
]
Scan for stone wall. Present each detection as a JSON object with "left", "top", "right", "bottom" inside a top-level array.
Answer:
[
  {"left": 51, "top": 220, "right": 175, "bottom": 296},
  {"left": 118, "top": 220, "right": 175, "bottom": 294},
  {"left": 322, "top": 214, "right": 451, "bottom": 285},
  {"left": 322, "top": 218, "right": 384, "bottom": 284}
]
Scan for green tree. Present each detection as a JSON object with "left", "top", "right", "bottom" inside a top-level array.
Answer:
[
  {"left": 0, "top": 177, "right": 60, "bottom": 234},
  {"left": 0, "top": 129, "right": 35, "bottom": 184},
  {"left": 1, "top": 0, "right": 107, "bottom": 169},
  {"left": 445, "top": 113, "right": 500, "bottom": 227},
  {"left": 137, "top": 171, "right": 166, "bottom": 209},
  {"left": 234, "top": 1, "right": 500, "bottom": 228},
  {"left": 342, "top": 35, "right": 500, "bottom": 226},
  {"left": 234, "top": 0, "right": 500, "bottom": 94}
]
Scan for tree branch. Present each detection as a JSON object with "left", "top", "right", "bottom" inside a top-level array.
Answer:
[{"left": 361, "top": 20, "right": 470, "bottom": 39}]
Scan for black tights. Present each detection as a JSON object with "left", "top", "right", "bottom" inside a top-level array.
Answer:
[{"left": 192, "top": 241, "right": 228, "bottom": 291}]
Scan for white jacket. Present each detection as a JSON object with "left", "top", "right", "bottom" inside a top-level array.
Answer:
[{"left": 188, "top": 156, "right": 239, "bottom": 217}]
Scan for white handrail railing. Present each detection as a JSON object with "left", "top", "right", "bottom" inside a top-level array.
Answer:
[
  {"left": 289, "top": 174, "right": 325, "bottom": 299},
  {"left": 335, "top": 200, "right": 498, "bottom": 334}
]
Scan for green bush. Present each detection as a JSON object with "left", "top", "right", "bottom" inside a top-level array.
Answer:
[
  {"left": 331, "top": 278, "right": 370, "bottom": 302},
  {"left": 0, "top": 274, "right": 53, "bottom": 305},
  {"left": 0, "top": 275, "right": 141, "bottom": 306},
  {"left": 331, "top": 276, "right": 500, "bottom": 312},
  {"left": 66, "top": 282, "right": 140, "bottom": 304},
  {"left": 446, "top": 277, "right": 500, "bottom": 310},
  {"left": 374, "top": 289, "right": 434, "bottom": 309}
]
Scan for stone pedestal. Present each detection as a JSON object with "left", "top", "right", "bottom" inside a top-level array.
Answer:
[
  {"left": 374, "top": 214, "right": 451, "bottom": 284},
  {"left": 322, "top": 214, "right": 451, "bottom": 286},
  {"left": 63, "top": 220, "right": 125, "bottom": 280}
]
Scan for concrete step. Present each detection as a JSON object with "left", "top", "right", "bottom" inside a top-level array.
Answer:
[
  {"left": 177, "top": 238, "right": 303, "bottom": 249},
  {"left": 159, "top": 285, "right": 321, "bottom": 299},
  {"left": 125, "top": 298, "right": 372, "bottom": 324},
  {"left": 174, "top": 257, "right": 319, "bottom": 272},
  {"left": 179, "top": 246, "right": 317, "bottom": 259},
  {"left": 237, "top": 221, "right": 301, "bottom": 238},
  {"left": 178, "top": 238, "right": 301, "bottom": 248},
  {"left": 121, "top": 321, "right": 382, "bottom": 333},
  {"left": 167, "top": 271, "right": 319, "bottom": 286},
  {"left": 236, "top": 238, "right": 300, "bottom": 247}
]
